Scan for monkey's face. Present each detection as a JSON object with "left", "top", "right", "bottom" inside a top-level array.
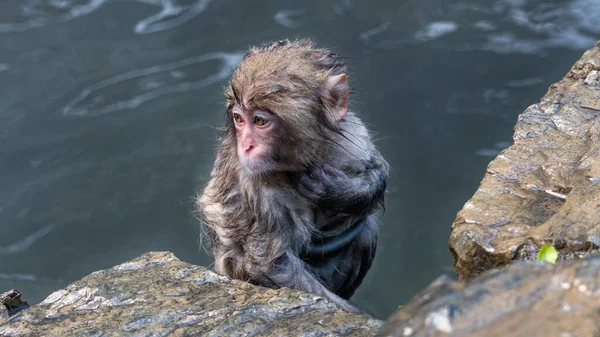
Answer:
[{"left": 232, "top": 107, "right": 280, "bottom": 175}]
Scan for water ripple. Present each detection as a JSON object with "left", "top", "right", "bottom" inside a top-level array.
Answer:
[
  {"left": 0, "top": 223, "right": 57, "bottom": 254},
  {"left": 0, "top": 0, "right": 104, "bottom": 33},
  {"left": 134, "top": 0, "right": 213, "bottom": 34},
  {"left": 0, "top": 273, "right": 37, "bottom": 281},
  {"left": 360, "top": 0, "right": 600, "bottom": 54},
  {"left": 414, "top": 21, "right": 459, "bottom": 42},
  {"left": 359, "top": 22, "right": 391, "bottom": 42},
  {"left": 475, "top": 141, "right": 511, "bottom": 158},
  {"left": 0, "top": 0, "right": 213, "bottom": 34},
  {"left": 61, "top": 51, "right": 244, "bottom": 117},
  {"left": 274, "top": 9, "right": 307, "bottom": 29}
]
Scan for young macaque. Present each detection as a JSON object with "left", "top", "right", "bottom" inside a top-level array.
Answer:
[{"left": 197, "top": 39, "right": 389, "bottom": 313}]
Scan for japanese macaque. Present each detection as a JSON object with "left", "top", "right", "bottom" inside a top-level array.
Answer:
[{"left": 197, "top": 39, "right": 389, "bottom": 313}]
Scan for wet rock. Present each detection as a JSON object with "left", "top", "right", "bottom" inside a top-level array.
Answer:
[
  {"left": 377, "top": 258, "right": 600, "bottom": 337},
  {"left": 450, "top": 41, "right": 600, "bottom": 281},
  {"left": 0, "top": 289, "right": 28, "bottom": 322},
  {"left": 0, "top": 251, "right": 381, "bottom": 336}
]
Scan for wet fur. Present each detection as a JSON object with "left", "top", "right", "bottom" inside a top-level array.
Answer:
[{"left": 197, "top": 39, "right": 389, "bottom": 313}]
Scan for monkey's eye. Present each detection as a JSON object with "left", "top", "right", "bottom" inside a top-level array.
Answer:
[
  {"left": 233, "top": 113, "right": 243, "bottom": 124},
  {"left": 253, "top": 116, "right": 268, "bottom": 127}
]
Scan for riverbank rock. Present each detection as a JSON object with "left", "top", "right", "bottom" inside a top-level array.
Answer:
[
  {"left": 377, "top": 258, "right": 600, "bottom": 337},
  {"left": 0, "top": 289, "right": 29, "bottom": 321},
  {"left": 0, "top": 251, "right": 382, "bottom": 336},
  {"left": 449, "top": 41, "right": 600, "bottom": 281}
]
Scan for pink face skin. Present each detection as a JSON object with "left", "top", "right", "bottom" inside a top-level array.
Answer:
[{"left": 232, "top": 107, "right": 278, "bottom": 174}]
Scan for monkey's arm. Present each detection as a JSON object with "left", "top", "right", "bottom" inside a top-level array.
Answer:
[
  {"left": 238, "top": 192, "right": 367, "bottom": 314},
  {"left": 298, "top": 155, "right": 388, "bottom": 215},
  {"left": 264, "top": 250, "right": 364, "bottom": 313}
]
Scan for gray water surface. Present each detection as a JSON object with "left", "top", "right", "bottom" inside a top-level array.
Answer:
[{"left": 0, "top": 0, "right": 598, "bottom": 320}]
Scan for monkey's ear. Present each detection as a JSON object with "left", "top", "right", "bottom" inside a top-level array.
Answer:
[{"left": 325, "top": 73, "right": 349, "bottom": 122}]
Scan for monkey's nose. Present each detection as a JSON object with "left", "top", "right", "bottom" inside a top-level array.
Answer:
[{"left": 244, "top": 144, "right": 254, "bottom": 152}]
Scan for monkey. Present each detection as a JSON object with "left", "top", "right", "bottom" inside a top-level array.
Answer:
[{"left": 197, "top": 39, "right": 389, "bottom": 313}]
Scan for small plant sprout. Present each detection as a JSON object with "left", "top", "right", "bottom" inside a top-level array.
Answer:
[{"left": 537, "top": 244, "right": 558, "bottom": 264}]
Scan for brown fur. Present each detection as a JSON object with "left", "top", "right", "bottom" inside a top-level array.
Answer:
[{"left": 198, "top": 39, "right": 389, "bottom": 313}]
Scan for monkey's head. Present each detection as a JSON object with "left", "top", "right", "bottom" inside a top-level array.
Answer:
[{"left": 225, "top": 39, "right": 349, "bottom": 175}]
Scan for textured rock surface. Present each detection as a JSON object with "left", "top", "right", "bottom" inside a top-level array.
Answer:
[
  {"left": 450, "top": 41, "right": 600, "bottom": 281},
  {"left": 377, "top": 258, "right": 600, "bottom": 337},
  {"left": 0, "top": 290, "right": 29, "bottom": 321},
  {"left": 0, "top": 251, "right": 382, "bottom": 336}
]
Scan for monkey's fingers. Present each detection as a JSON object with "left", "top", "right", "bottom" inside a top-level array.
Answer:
[
  {"left": 318, "top": 166, "right": 358, "bottom": 193},
  {"left": 314, "top": 168, "right": 343, "bottom": 189},
  {"left": 314, "top": 167, "right": 332, "bottom": 180},
  {"left": 322, "top": 164, "right": 347, "bottom": 177},
  {"left": 326, "top": 293, "right": 365, "bottom": 314},
  {"left": 298, "top": 174, "right": 325, "bottom": 199}
]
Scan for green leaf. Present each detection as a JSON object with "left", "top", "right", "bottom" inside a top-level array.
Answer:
[{"left": 537, "top": 244, "right": 558, "bottom": 264}]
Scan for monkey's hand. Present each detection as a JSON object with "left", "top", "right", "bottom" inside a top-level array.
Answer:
[
  {"left": 298, "top": 164, "right": 349, "bottom": 200},
  {"left": 298, "top": 159, "right": 387, "bottom": 214}
]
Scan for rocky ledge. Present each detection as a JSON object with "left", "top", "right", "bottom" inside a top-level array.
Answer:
[
  {"left": 450, "top": 41, "right": 600, "bottom": 281},
  {"left": 0, "top": 251, "right": 382, "bottom": 336},
  {"left": 378, "top": 257, "right": 600, "bottom": 337}
]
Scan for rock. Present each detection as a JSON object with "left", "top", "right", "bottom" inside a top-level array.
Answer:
[
  {"left": 377, "top": 258, "right": 600, "bottom": 337},
  {"left": 449, "top": 41, "right": 600, "bottom": 281},
  {"left": 0, "top": 251, "right": 382, "bottom": 336},
  {"left": 0, "top": 306, "right": 6, "bottom": 321},
  {"left": 0, "top": 289, "right": 29, "bottom": 322}
]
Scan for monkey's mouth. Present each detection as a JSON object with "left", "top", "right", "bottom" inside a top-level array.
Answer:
[{"left": 239, "top": 157, "right": 276, "bottom": 175}]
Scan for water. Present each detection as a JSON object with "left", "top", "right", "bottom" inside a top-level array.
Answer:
[{"left": 0, "top": 0, "right": 597, "bottom": 320}]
